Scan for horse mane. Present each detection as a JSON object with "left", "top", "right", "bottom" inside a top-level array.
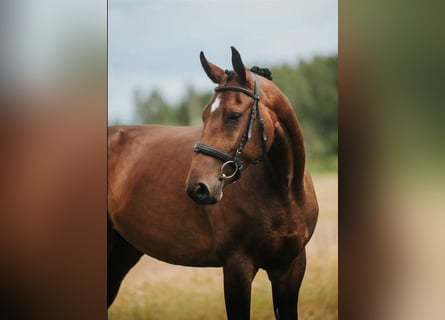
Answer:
[
  {"left": 261, "top": 78, "right": 306, "bottom": 194},
  {"left": 224, "top": 67, "right": 273, "bottom": 81},
  {"left": 250, "top": 66, "right": 272, "bottom": 80}
]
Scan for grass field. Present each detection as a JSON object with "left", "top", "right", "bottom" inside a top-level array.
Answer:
[{"left": 108, "top": 174, "right": 337, "bottom": 319}]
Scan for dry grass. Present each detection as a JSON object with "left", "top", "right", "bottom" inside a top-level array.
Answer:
[{"left": 108, "top": 174, "right": 337, "bottom": 319}]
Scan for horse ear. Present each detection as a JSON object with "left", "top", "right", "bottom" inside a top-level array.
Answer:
[
  {"left": 231, "top": 46, "right": 247, "bottom": 82},
  {"left": 200, "top": 51, "right": 224, "bottom": 84}
]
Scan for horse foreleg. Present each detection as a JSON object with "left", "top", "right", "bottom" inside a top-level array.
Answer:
[
  {"left": 266, "top": 249, "right": 306, "bottom": 320},
  {"left": 222, "top": 253, "right": 258, "bottom": 319},
  {"left": 107, "top": 216, "right": 143, "bottom": 308}
]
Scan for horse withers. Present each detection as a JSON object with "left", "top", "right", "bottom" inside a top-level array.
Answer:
[{"left": 108, "top": 47, "right": 319, "bottom": 319}]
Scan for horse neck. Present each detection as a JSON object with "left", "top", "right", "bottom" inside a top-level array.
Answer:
[{"left": 264, "top": 88, "right": 306, "bottom": 197}]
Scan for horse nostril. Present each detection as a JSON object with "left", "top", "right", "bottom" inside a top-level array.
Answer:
[
  {"left": 194, "top": 183, "right": 209, "bottom": 201},
  {"left": 187, "top": 182, "right": 216, "bottom": 205}
]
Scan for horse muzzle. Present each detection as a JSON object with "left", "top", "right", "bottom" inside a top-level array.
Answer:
[{"left": 186, "top": 181, "right": 222, "bottom": 205}]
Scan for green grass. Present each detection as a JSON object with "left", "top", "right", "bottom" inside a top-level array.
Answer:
[
  {"left": 308, "top": 156, "right": 338, "bottom": 174},
  {"left": 108, "top": 174, "right": 337, "bottom": 319}
]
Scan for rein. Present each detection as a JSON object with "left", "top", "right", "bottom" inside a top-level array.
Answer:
[{"left": 193, "top": 72, "right": 268, "bottom": 183}]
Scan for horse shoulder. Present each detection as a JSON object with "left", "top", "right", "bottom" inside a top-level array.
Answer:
[{"left": 258, "top": 180, "right": 316, "bottom": 265}]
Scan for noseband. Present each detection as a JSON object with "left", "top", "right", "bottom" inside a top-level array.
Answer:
[{"left": 193, "top": 72, "right": 268, "bottom": 183}]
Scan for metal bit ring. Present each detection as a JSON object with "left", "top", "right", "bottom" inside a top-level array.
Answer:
[{"left": 219, "top": 160, "right": 239, "bottom": 180}]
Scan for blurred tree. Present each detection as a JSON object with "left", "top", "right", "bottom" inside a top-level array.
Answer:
[
  {"left": 134, "top": 88, "right": 172, "bottom": 124},
  {"left": 272, "top": 56, "right": 338, "bottom": 168},
  {"left": 180, "top": 87, "right": 202, "bottom": 126}
]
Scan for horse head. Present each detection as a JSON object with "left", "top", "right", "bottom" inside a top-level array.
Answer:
[{"left": 185, "top": 47, "right": 276, "bottom": 205}]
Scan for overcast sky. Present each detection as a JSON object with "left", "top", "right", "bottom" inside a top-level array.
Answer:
[{"left": 108, "top": 0, "right": 338, "bottom": 123}]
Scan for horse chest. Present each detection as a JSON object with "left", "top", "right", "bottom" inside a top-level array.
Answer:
[
  {"left": 267, "top": 211, "right": 308, "bottom": 260},
  {"left": 209, "top": 204, "right": 306, "bottom": 266}
]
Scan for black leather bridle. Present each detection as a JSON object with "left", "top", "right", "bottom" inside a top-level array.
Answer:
[{"left": 193, "top": 72, "right": 268, "bottom": 183}]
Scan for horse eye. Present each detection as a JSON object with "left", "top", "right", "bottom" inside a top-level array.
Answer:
[{"left": 228, "top": 112, "right": 242, "bottom": 121}]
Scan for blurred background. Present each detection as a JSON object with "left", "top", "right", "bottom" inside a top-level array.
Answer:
[
  {"left": 108, "top": 1, "right": 338, "bottom": 319},
  {"left": 4, "top": 0, "right": 444, "bottom": 319},
  {"left": 1, "top": 1, "right": 106, "bottom": 320}
]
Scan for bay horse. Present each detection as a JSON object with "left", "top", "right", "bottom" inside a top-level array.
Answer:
[{"left": 108, "top": 47, "right": 319, "bottom": 319}]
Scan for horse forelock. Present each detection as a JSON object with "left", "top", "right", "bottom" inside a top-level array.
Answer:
[{"left": 224, "top": 69, "right": 235, "bottom": 81}]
